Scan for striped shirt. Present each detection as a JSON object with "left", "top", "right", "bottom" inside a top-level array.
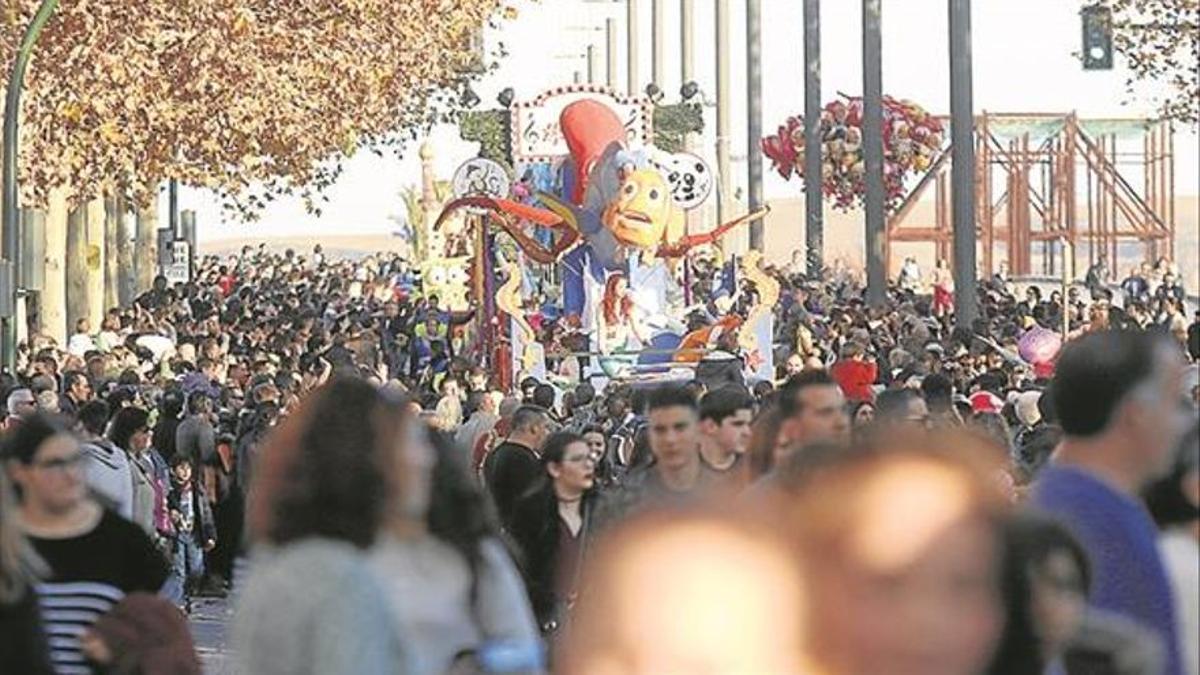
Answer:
[
  {"left": 28, "top": 509, "right": 169, "bottom": 675},
  {"left": 36, "top": 581, "right": 126, "bottom": 674}
]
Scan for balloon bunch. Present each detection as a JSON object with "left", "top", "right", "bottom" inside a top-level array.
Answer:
[{"left": 761, "top": 95, "right": 943, "bottom": 211}]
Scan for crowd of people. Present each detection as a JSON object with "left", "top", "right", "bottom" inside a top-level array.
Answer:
[{"left": 0, "top": 243, "right": 1197, "bottom": 675}]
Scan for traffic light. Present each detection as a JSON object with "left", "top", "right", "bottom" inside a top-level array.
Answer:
[{"left": 1081, "top": 5, "right": 1114, "bottom": 70}]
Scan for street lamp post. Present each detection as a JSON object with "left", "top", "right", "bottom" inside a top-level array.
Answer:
[
  {"left": 746, "top": 0, "right": 764, "bottom": 251},
  {"left": 949, "top": 0, "right": 978, "bottom": 325},
  {"left": 862, "top": 0, "right": 886, "bottom": 307},
  {"left": 715, "top": 0, "right": 732, "bottom": 226},
  {"left": 2, "top": 0, "right": 60, "bottom": 373},
  {"left": 803, "top": 0, "right": 823, "bottom": 278}
]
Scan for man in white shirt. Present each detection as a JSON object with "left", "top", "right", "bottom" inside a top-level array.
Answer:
[{"left": 67, "top": 318, "right": 97, "bottom": 357}]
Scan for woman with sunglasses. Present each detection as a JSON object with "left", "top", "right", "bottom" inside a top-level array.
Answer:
[{"left": 3, "top": 414, "right": 167, "bottom": 675}]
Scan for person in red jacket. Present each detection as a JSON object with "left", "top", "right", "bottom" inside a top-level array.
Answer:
[{"left": 830, "top": 342, "right": 879, "bottom": 403}]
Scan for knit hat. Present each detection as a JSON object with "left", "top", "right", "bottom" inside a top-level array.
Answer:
[
  {"left": 969, "top": 391, "right": 1004, "bottom": 415},
  {"left": 1015, "top": 391, "right": 1043, "bottom": 427}
]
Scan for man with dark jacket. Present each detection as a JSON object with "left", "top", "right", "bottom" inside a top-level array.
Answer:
[
  {"left": 58, "top": 371, "right": 93, "bottom": 418},
  {"left": 176, "top": 392, "right": 217, "bottom": 469},
  {"left": 483, "top": 405, "right": 551, "bottom": 533}
]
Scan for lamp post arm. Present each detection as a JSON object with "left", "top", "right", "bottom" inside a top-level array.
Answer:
[
  {"left": 3, "top": 0, "right": 60, "bottom": 247},
  {"left": 2, "top": 0, "right": 61, "bottom": 373}
]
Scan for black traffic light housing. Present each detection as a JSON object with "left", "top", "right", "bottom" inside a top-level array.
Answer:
[{"left": 1081, "top": 5, "right": 1114, "bottom": 70}]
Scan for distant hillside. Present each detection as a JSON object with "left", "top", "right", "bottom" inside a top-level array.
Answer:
[
  {"left": 199, "top": 234, "right": 407, "bottom": 260},
  {"left": 199, "top": 195, "right": 1198, "bottom": 290}
]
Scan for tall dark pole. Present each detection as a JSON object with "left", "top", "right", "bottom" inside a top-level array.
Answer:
[
  {"left": 627, "top": 0, "right": 640, "bottom": 95},
  {"left": 803, "top": 0, "right": 823, "bottom": 277},
  {"left": 2, "top": 0, "right": 60, "bottom": 372},
  {"left": 746, "top": 0, "right": 764, "bottom": 250},
  {"left": 862, "top": 0, "right": 885, "bottom": 306},
  {"left": 168, "top": 179, "right": 180, "bottom": 237},
  {"left": 715, "top": 0, "right": 731, "bottom": 226},
  {"left": 949, "top": 0, "right": 978, "bottom": 325}
]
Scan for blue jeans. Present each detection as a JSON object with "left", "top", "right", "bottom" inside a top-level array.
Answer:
[{"left": 163, "top": 536, "right": 205, "bottom": 607}]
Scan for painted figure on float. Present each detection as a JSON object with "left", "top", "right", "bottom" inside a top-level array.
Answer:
[{"left": 441, "top": 86, "right": 771, "bottom": 386}]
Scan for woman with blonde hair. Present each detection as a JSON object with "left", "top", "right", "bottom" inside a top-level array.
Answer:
[{"left": 0, "top": 468, "right": 52, "bottom": 673}]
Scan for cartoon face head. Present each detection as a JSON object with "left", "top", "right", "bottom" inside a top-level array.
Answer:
[{"left": 602, "top": 167, "right": 684, "bottom": 250}]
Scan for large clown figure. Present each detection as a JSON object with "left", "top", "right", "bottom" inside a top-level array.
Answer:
[{"left": 437, "top": 97, "right": 767, "bottom": 378}]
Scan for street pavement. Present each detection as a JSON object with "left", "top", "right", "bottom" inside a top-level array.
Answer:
[{"left": 190, "top": 597, "right": 233, "bottom": 674}]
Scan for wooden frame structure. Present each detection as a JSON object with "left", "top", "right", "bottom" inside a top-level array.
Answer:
[{"left": 885, "top": 113, "right": 1175, "bottom": 278}]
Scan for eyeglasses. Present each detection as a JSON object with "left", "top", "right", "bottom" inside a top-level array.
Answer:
[{"left": 32, "top": 452, "right": 86, "bottom": 473}]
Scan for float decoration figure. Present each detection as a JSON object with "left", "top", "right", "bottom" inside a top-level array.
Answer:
[{"left": 436, "top": 99, "right": 768, "bottom": 272}]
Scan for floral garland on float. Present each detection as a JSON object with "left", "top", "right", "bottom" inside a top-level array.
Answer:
[{"left": 761, "top": 94, "right": 944, "bottom": 211}]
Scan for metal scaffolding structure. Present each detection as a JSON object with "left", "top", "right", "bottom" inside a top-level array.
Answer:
[{"left": 885, "top": 113, "right": 1175, "bottom": 279}]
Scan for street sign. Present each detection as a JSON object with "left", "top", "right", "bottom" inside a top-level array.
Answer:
[{"left": 163, "top": 240, "right": 191, "bottom": 284}]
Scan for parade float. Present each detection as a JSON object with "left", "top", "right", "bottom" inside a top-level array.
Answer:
[{"left": 439, "top": 85, "right": 773, "bottom": 390}]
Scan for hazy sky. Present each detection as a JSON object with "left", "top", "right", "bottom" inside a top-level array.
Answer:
[{"left": 186, "top": 0, "right": 1199, "bottom": 241}]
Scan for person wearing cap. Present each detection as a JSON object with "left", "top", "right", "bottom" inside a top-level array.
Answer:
[
  {"left": 968, "top": 390, "right": 1005, "bottom": 416},
  {"left": 1013, "top": 390, "right": 1062, "bottom": 484}
]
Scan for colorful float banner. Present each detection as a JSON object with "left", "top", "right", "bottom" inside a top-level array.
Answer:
[{"left": 510, "top": 84, "right": 653, "bottom": 162}]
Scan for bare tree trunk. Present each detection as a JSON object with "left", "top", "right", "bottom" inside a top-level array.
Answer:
[
  {"left": 104, "top": 195, "right": 121, "bottom": 310},
  {"left": 135, "top": 195, "right": 158, "bottom": 294},
  {"left": 41, "top": 187, "right": 69, "bottom": 345},
  {"left": 85, "top": 198, "right": 106, "bottom": 330},
  {"left": 115, "top": 197, "right": 134, "bottom": 306},
  {"left": 65, "top": 204, "right": 89, "bottom": 334}
]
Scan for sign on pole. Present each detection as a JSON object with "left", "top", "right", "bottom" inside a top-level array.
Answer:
[{"left": 163, "top": 240, "right": 190, "bottom": 284}]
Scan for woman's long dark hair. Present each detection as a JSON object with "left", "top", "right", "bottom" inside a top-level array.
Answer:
[
  {"left": 984, "top": 515, "right": 1058, "bottom": 675},
  {"left": 249, "top": 378, "right": 401, "bottom": 549},
  {"left": 108, "top": 407, "right": 150, "bottom": 452},
  {"left": 425, "top": 428, "right": 503, "bottom": 604},
  {"left": 510, "top": 431, "right": 596, "bottom": 625},
  {"left": 529, "top": 431, "right": 598, "bottom": 508}
]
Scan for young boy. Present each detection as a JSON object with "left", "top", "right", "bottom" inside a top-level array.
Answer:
[
  {"left": 166, "top": 456, "right": 216, "bottom": 612},
  {"left": 698, "top": 386, "right": 755, "bottom": 491}
]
